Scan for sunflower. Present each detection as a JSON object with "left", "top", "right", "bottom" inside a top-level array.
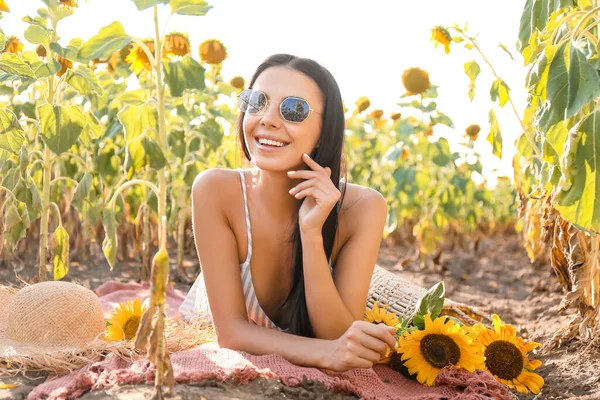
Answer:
[
  {"left": 471, "top": 314, "right": 544, "bottom": 394},
  {"left": 431, "top": 26, "right": 452, "bottom": 54},
  {"left": 465, "top": 124, "right": 480, "bottom": 140},
  {"left": 2, "top": 36, "right": 23, "bottom": 54},
  {"left": 402, "top": 67, "right": 430, "bottom": 96},
  {"left": 106, "top": 298, "right": 145, "bottom": 341},
  {"left": 56, "top": 55, "right": 73, "bottom": 77},
  {"left": 398, "top": 313, "right": 484, "bottom": 386},
  {"left": 365, "top": 301, "right": 399, "bottom": 327},
  {"left": 164, "top": 32, "right": 191, "bottom": 59},
  {"left": 198, "top": 39, "right": 227, "bottom": 65},
  {"left": 0, "top": 0, "right": 9, "bottom": 12},
  {"left": 355, "top": 96, "right": 370, "bottom": 113},
  {"left": 391, "top": 113, "right": 401, "bottom": 121},
  {"left": 229, "top": 76, "right": 245, "bottom": 90},
  {"left": 125, "top": 39, "right": 155, "bottom": 75},
  {"left": 369, "top": 109, "right": 384, "bottom": 119}
]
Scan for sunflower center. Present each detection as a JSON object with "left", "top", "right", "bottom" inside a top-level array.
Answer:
[
  {"left": 123, "top": 316, "right": 141, "bottom": 340},
  {"left": 420, "top": 334, "right": 460, "bottom": 369},
  {"left": 484, "top": 340, "right": 524, "bottom": 380}
]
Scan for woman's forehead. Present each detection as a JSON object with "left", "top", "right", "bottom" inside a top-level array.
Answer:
[{"left": 253, "top": 66, "right": 322, "bottom": 106}]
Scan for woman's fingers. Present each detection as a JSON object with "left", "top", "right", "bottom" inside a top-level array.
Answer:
[
  {"left": 357, "top": 331, "right": 390, "bottom": 357},
  {"left": 358, "top": 322, "right": 398, "bottom": 350},
  {"left": 346, "top": 341, "right": 382, "bottom": 364},
  {"left": 289, "top": 178, "right": 331, "bottom": 196},
  {"left": 302, "top": 153, "right": 325, "bottom": 172}
]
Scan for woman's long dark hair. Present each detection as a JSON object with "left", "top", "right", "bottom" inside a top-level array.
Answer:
[{"left": 236, "top": 54, "right": 347, "bottom": 337}]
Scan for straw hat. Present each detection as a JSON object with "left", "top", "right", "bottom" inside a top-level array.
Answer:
[{"left": 0, "top": 281, "right": 105, "bottom": 357}]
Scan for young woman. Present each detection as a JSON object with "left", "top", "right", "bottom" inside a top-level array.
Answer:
[{"left": 179, "top": 54, "right": 397, "bottom": 372}]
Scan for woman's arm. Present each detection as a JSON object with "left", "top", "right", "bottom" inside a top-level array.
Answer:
[
  {"left": 301, "top": 189, "right": 388, "bottom": 340},
  {"left": 191, "top": 169, "right": 395, "bottom": 371}
]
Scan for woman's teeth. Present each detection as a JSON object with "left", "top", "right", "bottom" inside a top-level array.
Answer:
[{"left": 257, "top": 138, "right": 287, "bottom": 147}]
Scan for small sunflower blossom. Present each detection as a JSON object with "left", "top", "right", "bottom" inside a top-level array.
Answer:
[
  {"left": 106, "top": 298, "right": 145, "bottom": 342},
  {"left": 471, "top": 314, "right": 544, "bottom": 394},
  {"left": 431, "top": 26, "right": 452, "bottom": 54},
  {"left": 398, "top": 313, "right": 484, "bottom": 387},
  {"left": 401, "top": 67, "right": 430, "bottom": 96},
  {"left": 198, "top": 39, "right": 227, "bottom": 65}
]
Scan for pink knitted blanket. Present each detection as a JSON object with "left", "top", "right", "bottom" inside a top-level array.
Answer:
[{"left": 28, "top": 281, "right": 512, "bottom": 400}]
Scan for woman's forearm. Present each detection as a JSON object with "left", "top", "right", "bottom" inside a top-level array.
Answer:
[
  {"left": 218, "top": 319, "right": 333, "bottom": 368},
  {"left": 301, "top": 232, "right": 355, "bottom": 339}
]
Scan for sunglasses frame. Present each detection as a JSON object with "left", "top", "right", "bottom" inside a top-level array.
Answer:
[{"left": 238, "top": 89, "right": 321, "bottom": 123}]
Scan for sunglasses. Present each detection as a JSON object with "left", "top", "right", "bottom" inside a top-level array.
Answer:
[{"left": 238, "top": 89, "right": 321, "bottom": 123}]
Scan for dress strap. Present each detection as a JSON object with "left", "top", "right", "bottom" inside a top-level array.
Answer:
[{"left": 237, "top": 169, "right": 253, "bottom": 265}]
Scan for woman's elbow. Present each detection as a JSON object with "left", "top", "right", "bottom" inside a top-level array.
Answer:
[{"left": 214, "top": 321, "right": 246, "bottom": 350}]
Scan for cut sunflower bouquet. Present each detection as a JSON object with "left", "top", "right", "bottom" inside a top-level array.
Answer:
[{"left": 365, "top": 282, "right": 545, "bottom": 395}]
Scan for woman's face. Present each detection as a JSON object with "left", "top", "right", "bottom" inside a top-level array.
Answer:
[{"left": 242, "top": 66, "right": 324, "bottom": 172}]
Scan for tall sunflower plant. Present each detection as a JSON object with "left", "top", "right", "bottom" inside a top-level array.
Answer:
[{"left": 365, "top": 281, "right": 545, "bottom": 395}]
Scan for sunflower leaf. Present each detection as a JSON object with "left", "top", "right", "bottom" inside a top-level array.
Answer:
[
  {"left": 102, "top": 207, "right": 117, "bottom": 269},
  {"left": 412, "top": 281, "right": 445, "bottom": 329},
  {"left": 464, "top": 61, "right": 480, "bottom": 102},
  {"left": 0, "top": 108, "right": 27, "bottom": 154},
  {"left": 78, "top": 22, "right": 131, "bottom": 61},
  {"left": 131, "top": 0, "right": 171, "bottom": 11},
  {"left": 52, "top": 224, "right": 69, "bottom": 280},
  {"left": 170, "top": 0, "right": 212, "bottom": 15}
]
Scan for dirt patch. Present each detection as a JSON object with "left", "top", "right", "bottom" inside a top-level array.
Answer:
[{"left": 2, "top": 234, "right": 599, "bottom": 399}]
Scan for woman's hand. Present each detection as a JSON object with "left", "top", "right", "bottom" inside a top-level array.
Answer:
[
  {"left": 322, "top": 321, "right": 398, "bottom": 372},
  {"left": 288, "top": 153, "right": 341, "bottom": 236}
]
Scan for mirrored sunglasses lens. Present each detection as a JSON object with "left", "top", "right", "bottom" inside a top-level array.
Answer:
[
  {"left": 238, "top": 90, "right": 251, "bottom": 112},
  {"left": 247, "top": 91, "right": 267, "bottom": 114},
  {"left": 281, "top": 97, "right": 310, "bottom": 122}
]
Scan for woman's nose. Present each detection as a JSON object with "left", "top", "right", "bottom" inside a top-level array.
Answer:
[{"left": 260, "top": 101, "right": 282, "bottom": 129}]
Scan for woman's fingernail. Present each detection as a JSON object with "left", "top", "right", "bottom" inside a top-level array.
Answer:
[
  {"left": 289, "top": 187, "right": 296, "bottom": 194},
  {"left": 394, "top": 342, "right": 399, "bottom": 351},
  {"left": 288, "top": 170, "right": 295, "bottom": 175},
  {"left": 303, "top": 153, "right": 310, "bottom": 158}
]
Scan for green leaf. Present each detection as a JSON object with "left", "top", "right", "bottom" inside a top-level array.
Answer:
[
  {"left": 490, "top": 78, "right": 510, "bottom": 107},
  {"left": 132, "top": 0, "right": 171, "bottom": 11},
  {"left": 119, "top": 89, "right": 147, "bottom": 106},
  {"left": 101, "top": 207, "right": 117, "bottom": 269},
  {"left": 24, "top": 25, "right": 51, "bottom": 46},
  {"left": 555, "top": 110, "right": 600, "bottom": 233},
  {"left": 78, "top": 22, "right": 131, "bottom": 61},
  {"left": 518, "top": 0, "right": 550, "bottom": 52},
  {"left": 498, "top": 43, "right": 515, "bottom": 60},
  {"left": 0, "top": 53, "right": 36, "bottom": 79},
  {"left": 162, "top": 55, "right": 206, "bottom": 97},
  {"left": 464, "top": 60, "right": 480, "bottom": 101},
  {"left": 0, "top": 29, "right": 5, "bottom": 51},
  {"left": 170, "top": 0, "right": 212, "bottom": 15},
  {"left": 22, "top": 15, "right": 47, "bottom": 28},
  {"left": 38, "top": 104, "right": 86, "bottom": 155},
  {"left": 118, "top": 103, "right": 158, "bottom": 142},
  {"left": 50, "top": 39, "right": 87, "bottom": 63},
  {"left": 542, "top": 41, "right": 600, "bottom": 130},
  {"left": 0, "top": 109, "right": 26, "bottom": 154},
  {"left": 73, "top": 172, "right": 93, "bottom": 203},
  {"left": 66, "top": 65, "right": 102, "bottom": 95},
  {"left": 412, "top": 281, "right": 446, "bottom": 329},
  {"left": 487, "top": 109, "right": 502, "bottom": 158},
  {"left": 20, "top": 51, "right": 61, "bottom": 78},
  {"left": 52, "top": 225, "right": 69, "bottom": 280},
  {"left": 125, "top": 137, "right": 167, "bottom": 178}
]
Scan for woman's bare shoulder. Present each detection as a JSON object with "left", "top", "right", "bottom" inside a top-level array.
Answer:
[
  {"left": 340, "top": 183, "right": 387, "bottom": 214},
  {"left": 191, "top": 168, "right": 243, "bottom": 206}
]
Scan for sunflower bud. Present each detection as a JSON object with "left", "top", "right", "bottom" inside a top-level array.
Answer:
[
  {"left": 229, "top": 76, "right": 245, "bottom": 89},
  {"left": 402, "top": 67, "right": 430, "bottom": 96},
  {"left": 36, "top": 44, "right": 47, "bottom": 58},
  {"left": 56, "top": 56, "right": 73, "bottom": 77},
  {"left": 431, "top": 26, "right": 452, "bottom": 54},
  {"left": 391, "top": 113, "right": 401, "bottom": 121},
  {"left": 356, "top": 96, "right": 370, "bottom": 113},
  {"left": 198, "top": 39, "right": 228, "bottom": 65},
  {"left": 164, "top": 32, "right": 191, "bottom": 59},
  {"left": 369, "top": 109, "right": 384, "bottom": 119},
  {"left": 465, "top": 124, "right": 481, "bottom": 140},
  {"left": 2, "top": 36, "right": 23, "bottom": 55}
]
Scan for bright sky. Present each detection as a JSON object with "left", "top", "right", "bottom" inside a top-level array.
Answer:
[{"left": 2, "top": 0, "right": 529, "bottom": 183}]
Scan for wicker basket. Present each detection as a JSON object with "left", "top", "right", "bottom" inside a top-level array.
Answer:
[{"left": 366, "top": 266, "right": 491, "bottom": 326}]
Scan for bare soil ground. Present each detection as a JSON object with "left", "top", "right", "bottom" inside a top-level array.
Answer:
[{"left": 2, "top": 233, "right": 599, "bottom": 399}]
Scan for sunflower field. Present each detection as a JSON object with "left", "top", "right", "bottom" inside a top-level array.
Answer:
[{"left": 1, "top": 0, "right": 600, "bottom": 399}]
